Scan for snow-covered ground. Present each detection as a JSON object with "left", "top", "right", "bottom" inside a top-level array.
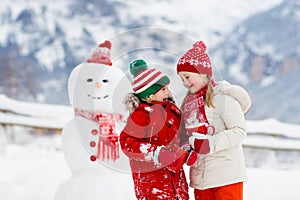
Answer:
[
  {"left": 0, "top": 134, "right": 299, "bottom": 200},
  {"left": 1, "top": 95, "right": 300, "bottom": 199}
]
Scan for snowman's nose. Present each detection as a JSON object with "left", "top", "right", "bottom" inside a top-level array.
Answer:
[{"left": 96, "top": 82, "right": 101, "bottom": 88}]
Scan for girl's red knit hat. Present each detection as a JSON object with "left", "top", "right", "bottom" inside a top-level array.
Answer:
[{"left": 176, "top": 41, "right": 212, "bottom": 77}]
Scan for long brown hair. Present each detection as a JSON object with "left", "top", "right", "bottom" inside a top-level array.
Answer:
[
  {"left": 180, "top": 76, "right": 215, "bottom": 112},
  {"left": 206, "top": 77, "right": 215, "bottom": 108}
]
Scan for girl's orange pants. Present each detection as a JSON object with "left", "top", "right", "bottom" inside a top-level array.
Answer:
[{"left": 194, "top": 182, "right": 243, "bottom": 200}]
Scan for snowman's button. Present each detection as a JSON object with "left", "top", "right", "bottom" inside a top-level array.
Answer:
[
  {"left": 90, "top": 141, "right": 96, "bottom": 147},
  {"left": 91, "top": 129, "right": 98, "bottom": 135},
  {"left": 90, "top": 155, "right": 97, "bottom": 162}
]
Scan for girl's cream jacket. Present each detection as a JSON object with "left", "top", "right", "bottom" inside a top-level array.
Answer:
[{"left": 189, "top": 80, "right": 252, "bottom": 190}]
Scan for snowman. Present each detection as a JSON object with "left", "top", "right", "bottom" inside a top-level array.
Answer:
[{"left": 54, "top": 40, "right": 135, "bottom": 200}]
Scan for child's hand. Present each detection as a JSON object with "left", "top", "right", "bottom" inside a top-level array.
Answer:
[
  {"left": 186, "top": 123, "right": 215, "bottom": 136},
  {"left": 180, "top": 143, "right": 198, "bottom": 166},
  {"left": 157, "top": 145, "right": 188, "bottom": 172},
  {"left": 206, "top": 125, "right": 215, "bottom": 136},
  {"left": 189, "top": 133, "right": 217, "bottom": 154},
  {"left": 188, "top": 133, "right": 210, "bottom": 154},
  {"left": 186, "top": 150, "right": 198, "bottom": 166}
]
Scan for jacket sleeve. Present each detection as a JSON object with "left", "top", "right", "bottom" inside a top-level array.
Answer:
[
  {"left": 213, "top": 94, "right": 247, "bottom": 152},
  {"left": 120, "top": 110, "right": 159, "bottom": 163}
]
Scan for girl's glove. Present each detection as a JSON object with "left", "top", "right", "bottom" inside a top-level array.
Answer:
[
  {"left": 189, "top": 133, "right": 216, "bottom": 154},
  {"left": 186, "top": 123, "right": 215, "bottom": 136},
  {"left": 180, "top": 143, "right": 198, "bottom": 166},
  {"left": 186, "top": 150, "right": 198, "bottom": 166}
]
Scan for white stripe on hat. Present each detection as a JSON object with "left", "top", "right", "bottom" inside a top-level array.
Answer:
[
  {"left": 132, "top": 68, "right": 156, "bottom": 85},
  {"left": 134, "top": 68, "right": 156, "bottom": 81},
  {"left": 133, "top": 73, "right": 165, "bottom": 94},
  {"left": 132, "top": 69, "right": 161, "bottom": 89}
]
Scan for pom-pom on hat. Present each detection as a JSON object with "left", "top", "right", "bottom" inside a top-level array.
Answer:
[
  {"left": 130, "top": 59, "right": 170, "bottom": 99},
  {"left": 177, "top": 41, "right": 212, "bottom": 77},
  {"left": 98, "top": 40, "right": 112, "bottom": 49}
]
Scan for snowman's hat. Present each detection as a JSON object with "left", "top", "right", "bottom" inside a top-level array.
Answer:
[{"left": 87, "top": 40, "right": 112, "bottom": 66}]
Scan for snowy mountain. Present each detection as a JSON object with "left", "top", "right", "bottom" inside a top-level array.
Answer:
[
  {"left": 212, "top": 0, "right": 300, "bottom": 82},
  {"left": 2, "top": 0, "right": 299, "bottom": 124},
  {"left": 211, "top": 0, "right": 300, "bottom": 123}
]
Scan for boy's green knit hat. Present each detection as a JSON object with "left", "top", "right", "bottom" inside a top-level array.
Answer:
[{"left": 130, "top": 59, "right": 170, "bottom": 99}]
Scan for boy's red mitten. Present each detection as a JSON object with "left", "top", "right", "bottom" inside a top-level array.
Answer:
[{"left": 158, "top": 145, "right": 189, "bottom": 172}]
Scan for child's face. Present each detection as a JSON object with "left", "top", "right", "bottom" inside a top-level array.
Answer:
[
  {"left": 178, "top": 71, "right": 208, "bottom": 93},
  {"left": 150, "top": 85, "right": 171, "bottom": 102}
]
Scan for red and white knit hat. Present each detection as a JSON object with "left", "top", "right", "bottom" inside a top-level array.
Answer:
[
  {"left": 177, "top": 41, "right": 212, "bottom": 77},
  {"left": 130, "top": 59, "right": 170, "bottom": 99}
]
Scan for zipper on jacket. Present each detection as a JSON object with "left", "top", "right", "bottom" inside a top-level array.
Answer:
[{"left": 170, "top": 171, "right": 177, "bottom": 199}]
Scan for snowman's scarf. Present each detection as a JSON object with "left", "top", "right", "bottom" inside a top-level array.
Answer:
[{"left": 74, "top": 108, "right": 122, "bottom": 161}]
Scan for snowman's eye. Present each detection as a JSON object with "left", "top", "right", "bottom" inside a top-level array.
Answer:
[
  {"left": 102, "top": 79, "right": 109, "bottom": 83},
  {"left": 87, "top": 78, "right": 93, "bottom": 82}
]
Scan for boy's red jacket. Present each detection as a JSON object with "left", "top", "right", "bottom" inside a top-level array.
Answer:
[
  {"left": 120, "top": 101, "right": 189, "bottom": 200},
  {"left": 120, "top": 101, "right": 184, "bottom": 172}
]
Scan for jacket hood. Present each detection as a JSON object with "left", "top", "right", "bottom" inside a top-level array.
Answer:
[{"left": 214, "top": 81, "right": 252, "bottom": 114}]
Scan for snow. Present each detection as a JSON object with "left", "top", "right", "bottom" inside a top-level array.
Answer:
[
  {"left": 245, "top": 168, "right": 300, "bottom": 199},
  {"left": 1, "top": 94, "right": 300, "bottom": 199},
  {"left": 0, "top": 135, "right": 300, "bottom": 200},
  {"left": 246, "top": 118, "right": 300, "bottom": 139},
  {"left": 0, "top": 94, "right": 72, "bottom": 129},
  {"left": 0, "top": 135, "right": 70, "bottom": 200}
]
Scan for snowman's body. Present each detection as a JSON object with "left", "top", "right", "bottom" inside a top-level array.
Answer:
[
  {"left": 55, "top": 119, "right": 134, "bottom": 199},
  {"left": 54, "top": 55, "right": 134, "bottom": 199}
]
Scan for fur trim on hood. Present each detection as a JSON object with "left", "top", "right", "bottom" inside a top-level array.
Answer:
[
  {"left": 123, "top": 93, "right": 177, "bottom": 114},
  {"left": 123, "top": 93, "right": 141, "bottom": 113},
  {"left": 214, "top": 81, "right": 252, "bottom": 114}
]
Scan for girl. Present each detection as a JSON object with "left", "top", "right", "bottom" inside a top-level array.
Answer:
[
  {"left": 120, "top": 59, "right": 196, "bottom": 200},
  {"left": 177, "top": 41, "right": 252, "bottom": 200}
]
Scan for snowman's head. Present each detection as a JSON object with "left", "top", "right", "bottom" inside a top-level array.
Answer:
[
  {"left": 69, "top": 63, "right": 132, "bottom": 118},
  {"left": 72, "top": 62, "right": 110, "bottom": 111},
  {"left": 69, "top": 40, "right": 131, "bottom": 114},
  {"left": 68, "top": 63, "right": 82, "bottom": 106},
  {"left": 93, "top": 66, "right": 131, "bottom": 116}
]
